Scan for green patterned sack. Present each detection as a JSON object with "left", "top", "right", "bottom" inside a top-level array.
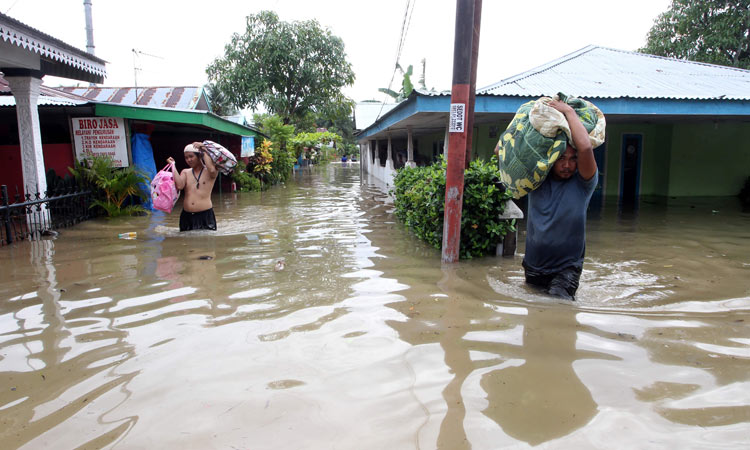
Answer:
[{"left": 496, "top": 92, "right": 605, "bottom": 198}]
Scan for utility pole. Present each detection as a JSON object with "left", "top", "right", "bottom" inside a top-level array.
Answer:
[
  {"left": 441, "top": 0, "right": 482, "bottom": 263},
  {"left": 464, "top": 0, "right": 482, "bottom": 169}
]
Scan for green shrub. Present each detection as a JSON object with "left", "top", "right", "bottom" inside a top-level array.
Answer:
[
  {"left": 269, "top": 144, "right": 295, "bottom": 184},
  {"left": 392, "top": 156, "right": 516, "bottom": 259},
  {"left": 69, "top": 155, "right": 149, "bottom": 217},
  {"left": 231, "top": 161, "right": 263, "bottom": 192}
]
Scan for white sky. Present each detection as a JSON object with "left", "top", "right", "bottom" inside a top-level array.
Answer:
[{"left": 2, "top": 0, "right": 671, "bottom": 104}]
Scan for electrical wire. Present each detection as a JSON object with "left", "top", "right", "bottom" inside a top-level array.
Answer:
[{"left": 376, "top": 0, "right": 417, "bottom": 122}]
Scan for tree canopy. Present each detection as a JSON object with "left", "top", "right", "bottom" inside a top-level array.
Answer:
[
  {"left": 640, "top": 0, "right": 750, "bottom": 69},
  {"left": 204, "top": 83, "right": 237, "bottom": 117},
  {"left": 207, "top": 11, "right": 356, "bottom": 124}
]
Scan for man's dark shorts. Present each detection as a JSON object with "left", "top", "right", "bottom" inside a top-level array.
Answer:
[
  {"left": 523, "top": 262, "right": 582, "bottom": 301},
  {"left": 179, "top": 208, "right": 217, "bottom": 232}
]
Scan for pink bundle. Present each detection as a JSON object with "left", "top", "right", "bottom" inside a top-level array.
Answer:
[{"left": 151, "top": 163, "right": 180, "bottom": 213}]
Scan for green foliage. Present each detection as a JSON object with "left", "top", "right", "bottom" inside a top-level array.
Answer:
[
  {"left": 244, "top": 138, "right": 295, "bottom": 187},
  {"left": 204, "top": 83, "right": 237, "bottom": 116},
  {"left": 46, "top": 168, "right": 76, "bottom": 193},
  {"left": 379, "top": 63, "right": 414, "bottom": 102},
  {"left": 253, "top": 114, "right": 296, "bottom": 149},
  {"left": 207, "top": 10, "right": 356, "bottom": 124},
  {"left": 640, "top": 0, "right": 750, "bottom": 69},
  {"left": 69, "top": 155, "right": 149, "bottom": 217},
  {"left": 313, "top": 98, "right": 356, "bottom": 144},
  {"left": 247, "top": 140, "right": 274, "bottom": 177},
  {"left": 290, "top": 131, "right": 342, "bottom": 159},
  {"left": 250, "top": 114, "right": 311, "bottom": 184},
  {"left": 392, "top": 156, "right": 516, "bottom": 259},
  {"left": 231, "top": 161, "right": 262, "bottom": 192},
  {"left": 268, "top": 141, "right": 296, "bottom": 184}
]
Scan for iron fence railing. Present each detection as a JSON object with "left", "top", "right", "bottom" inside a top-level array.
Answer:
[{"left": 1, "top": 184, "right": 96, "bottom": 245}]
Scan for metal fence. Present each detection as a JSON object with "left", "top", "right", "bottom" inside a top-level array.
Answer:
[{"left": 1, "top": 184, "right": 95, "bottom": 245}]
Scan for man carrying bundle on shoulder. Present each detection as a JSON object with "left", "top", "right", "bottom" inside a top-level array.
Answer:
[
  {"left": 167, "top": 142, "right": 218, "bottom": 231},
  {"left": 522, "top": 99, "right": 598, "bottom": 300}
]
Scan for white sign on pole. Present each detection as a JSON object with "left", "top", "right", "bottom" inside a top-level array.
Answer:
[
  {"left": 71, "top": 117, "right": 129, "bottom": 167},
  {"left": 449, "top": 103, "right": 465, "bottom": 133}
]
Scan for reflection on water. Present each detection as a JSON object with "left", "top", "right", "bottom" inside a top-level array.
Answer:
[{"left": 1, "top": 163, "right": 749, "bottom": 448}]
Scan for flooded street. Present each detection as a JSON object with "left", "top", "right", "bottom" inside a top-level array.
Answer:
[{"left": 1, "top": 163, "right": 750, "bottom": 449}]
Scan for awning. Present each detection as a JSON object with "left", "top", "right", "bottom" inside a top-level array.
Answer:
[{"left": 94, "top": 103, "right": 262, "bottom": 137}]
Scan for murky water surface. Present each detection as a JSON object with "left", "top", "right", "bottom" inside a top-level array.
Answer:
[{"left": 2, "top": 163, "right": 749, "bottom": 449}]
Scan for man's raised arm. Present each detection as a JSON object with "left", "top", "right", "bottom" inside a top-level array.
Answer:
[{"left": 549, "top": 99, "right": 596, "bottom": 181}]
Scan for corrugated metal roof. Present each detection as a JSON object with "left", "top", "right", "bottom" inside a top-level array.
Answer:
[
  {"left": 0, "top": 76, "right": 92, "bottom": 106},
  {"left": 57, "top": 86, "right": 206, "bottom": 110},
  {"left": 479, "top": 45, "right": 750, "bottom": 100},
  {"left": 354, "top": 102, "right": 398, "bottom": 130},
  {"left": 0, "top": 95, "right": 86, "bottom": 106}
]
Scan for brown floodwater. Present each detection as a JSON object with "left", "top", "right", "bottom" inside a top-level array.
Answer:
[{"left": 1, "top": 163, "right": 749, "bottom": 449}]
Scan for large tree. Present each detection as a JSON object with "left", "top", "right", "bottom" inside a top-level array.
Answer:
[
  {"left": 640, "top": 0, "right": 750, "bottom": 69},
  {"left": 207, "top": 11, "right": 355, "bottom": 124},
  {"left": 204, "top": 83, "right": 237, "bottom": 117}
]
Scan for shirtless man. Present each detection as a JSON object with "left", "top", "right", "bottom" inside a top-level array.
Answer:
[{"left": 167, "top": 142, "right": 218, "bottom": 231}]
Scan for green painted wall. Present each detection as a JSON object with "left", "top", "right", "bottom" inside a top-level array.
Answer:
[
  {"left": 475, "top": 123, "right": 505, "bottom": 161},
  {"left": 668, "top": 122, "right": 750, "bottom": 196},
  {"left": 409, "top": 119, "right": 750, "bottom": 198},
  {"left": 416, "top": 131, "right": 444, "bottom": 163},
  {"left": 411, "top": 121, "right": 510, "bottom": 164},
  {"left": 604, "top": 123, "right": 674, "bottom": 198}
]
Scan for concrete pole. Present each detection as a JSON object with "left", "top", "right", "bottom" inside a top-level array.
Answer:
[
  {"left": 367, "top": 141, "right": 373, "bottom": 170},
  {"left": 386, "top": 134, "right": 393, "bottom": 165},
  {"left": 407, "top": 126, "right": 416, "bottom": 168},
  {"left": 357, "top": 144, "right": 365, "bottom": 180},
  {"left": 374, "top": 139, "right": 380, "bottom": 166}
]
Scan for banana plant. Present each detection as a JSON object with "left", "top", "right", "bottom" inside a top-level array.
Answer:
[{"left": 378, "top": 63, "right": 414, "bottom": 102}]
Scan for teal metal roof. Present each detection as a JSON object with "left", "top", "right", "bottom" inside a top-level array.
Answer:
[{"left": 357, "top": 46, "right": 750, "bottom": 140}]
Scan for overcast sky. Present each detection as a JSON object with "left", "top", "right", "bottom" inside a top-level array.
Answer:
[{"left": 2, "top": 0, "right": 672, "bottom": 103}]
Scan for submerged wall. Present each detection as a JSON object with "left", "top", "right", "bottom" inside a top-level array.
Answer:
[
  {"left": 365, "top": 118, "right": 750, "bottom": 199},
  {"left": 604, "top": 121, "right": 750, "bottom": 198},
  {"left": 668, "top": 122, "right": 750, "bottom": 197}
]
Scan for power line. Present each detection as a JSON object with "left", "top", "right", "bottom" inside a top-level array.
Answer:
[
  {"left": 3, "top": 0, "right": 21, "bottom": 14},
  {"left": 132, "top": 49, "right": 165, "bottom": 96},
  {"left": 376, "top": 0, "right": 417, "bottom": 122}
]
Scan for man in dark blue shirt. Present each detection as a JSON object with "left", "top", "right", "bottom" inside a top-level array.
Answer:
[{"left": 523, "top": 99, "right": 598, "bottom": 300}]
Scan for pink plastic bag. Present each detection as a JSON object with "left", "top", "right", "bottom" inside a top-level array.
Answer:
[{"left": 151, "top": 163, "right": 180, "bottom": 213}]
